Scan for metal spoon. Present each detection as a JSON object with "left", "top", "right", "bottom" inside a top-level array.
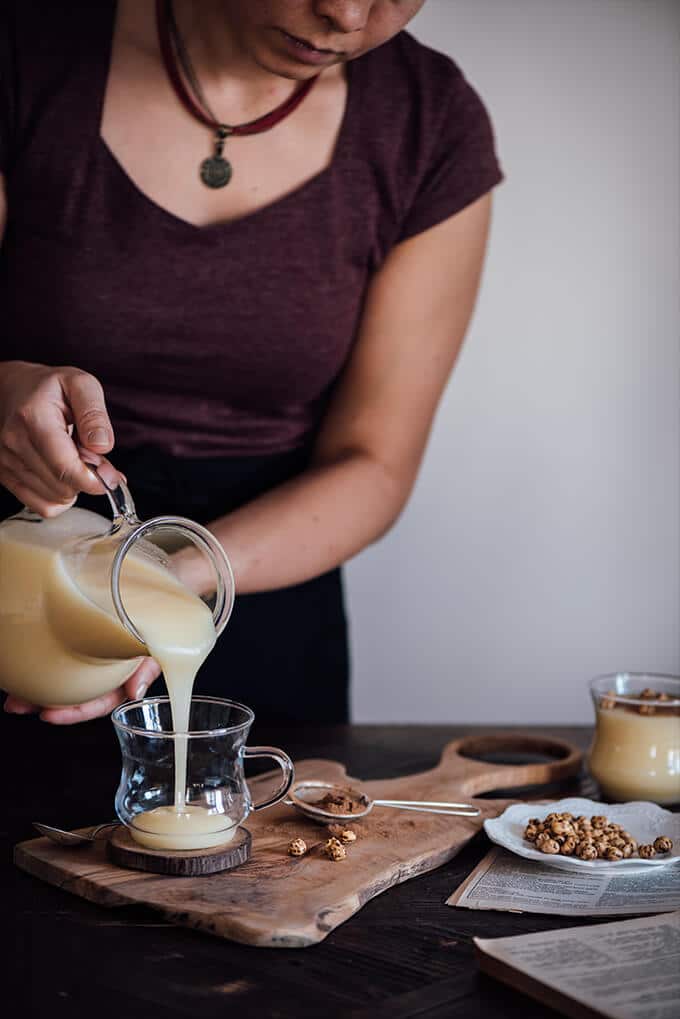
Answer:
[
  {"left": 32, "top": 821, "right": 120, "bottom": 847},
  {"left": 287, "top": 781, "right": 481, "bottom": 823}
]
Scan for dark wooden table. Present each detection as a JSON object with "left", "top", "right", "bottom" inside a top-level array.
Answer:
[{"left": 4, "top": 717, "right": 603, "bottom": 1019}]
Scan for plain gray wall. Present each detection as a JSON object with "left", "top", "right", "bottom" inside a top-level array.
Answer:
[{"left": 346, "top": 0, "right": 680, "bottom": 724}]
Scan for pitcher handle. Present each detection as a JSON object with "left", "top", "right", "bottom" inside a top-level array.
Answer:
[
  {"left": 243, "top": 746, "right": 295, "bottom": 811},
  {"left": 80, "top": 453, "right": 139, "bottom": 528}
]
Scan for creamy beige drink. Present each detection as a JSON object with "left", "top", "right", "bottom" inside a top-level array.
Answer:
[
  {"left": 589, "top": 681, "right": 680, "bottom": 804},
  {"left": 590, "top": 709, "right": 680, "bottom": 802},
  {"left": 126, "top": 804, "right": 238, "bottom": 850},
  {"left": 0, "top": 508, "right": 233, "bottom": 849},
  {"left": 0, "top": 511, "right": 146, "bottom": 705}
]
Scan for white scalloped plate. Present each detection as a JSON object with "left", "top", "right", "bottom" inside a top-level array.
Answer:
[{"left": 484, "top": 797, "right": 680, "bottom": 872}]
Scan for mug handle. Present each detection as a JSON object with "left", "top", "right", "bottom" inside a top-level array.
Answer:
[{"left": 243, "top": 746, "right": 295, "bottom": 811}]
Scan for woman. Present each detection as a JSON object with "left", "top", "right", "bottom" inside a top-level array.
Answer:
[{"left": 0, "top": 1, "right": 501, "bottom": 725}]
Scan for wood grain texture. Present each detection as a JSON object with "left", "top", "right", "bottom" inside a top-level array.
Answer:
[
  {"left": 106, "top": 824, "right": 251, "bottom": 876},
  {"left": 14, "top": 734, "right": 580, "bottom": 948}
]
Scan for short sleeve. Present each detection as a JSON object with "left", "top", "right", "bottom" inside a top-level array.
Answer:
[{"left": 399, "top": 68, "right": 503, "bottom": 242}]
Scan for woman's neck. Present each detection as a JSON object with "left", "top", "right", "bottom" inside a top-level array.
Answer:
[{"left": 171, "top": 0, "right": 294, "bottom": 112}]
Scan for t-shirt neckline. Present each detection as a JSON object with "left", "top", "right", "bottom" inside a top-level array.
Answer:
[{"left": 95, "top": 0, "right": 358, "bottom": 236}]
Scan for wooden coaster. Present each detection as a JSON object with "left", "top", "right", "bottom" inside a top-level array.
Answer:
[{"left": 106, "top": 824, "right": 251, "bottom": 876}]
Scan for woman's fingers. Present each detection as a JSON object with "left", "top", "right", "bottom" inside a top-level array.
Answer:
[
  {"left": 5, "top": 660, "right": 161, "bottom": 726},
  {"left": 61, "top": 370, "right": 114, "bottom": 456},
  {"left": 33, "top": 412, "right": 110, "bottom": 497},
  {"left": 0, "top": 364, "right": 121, "bottom": 509},
  {"left": 86, "top": 455, "right": 125, "bottom": 492},
  {"left": 3, "top": 430, "right": 76, "bottom": 500},
  {"left": 125, "top": 658, "right": 162, "bottom": 701},
  {"left": 39, "top": 687, "right": 128, "bottom": 725},
  {"left": 0, "top": 466, "right": 74, "bottom": 518},
  {"left": 0, "top": 447, "right": 77, "bottom": 507},
  {"left": 40, "top": 659, "right": 162, "bottom": 724},
  {"left": 3, "top": 426, "right": 123, "bottom": 511},
  {"left": 3, "top": 695, "right": 40, "bottom": 715}
]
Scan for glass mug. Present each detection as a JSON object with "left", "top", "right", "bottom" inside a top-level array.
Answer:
[
  {"left": 112, "top": 697, "right": 295, "bottom": 850},
  {"left": 589, "top": 673, "right": 680, "bottom": 804}
]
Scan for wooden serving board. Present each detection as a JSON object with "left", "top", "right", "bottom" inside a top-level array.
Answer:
[{"left": 14, "top": 734, "right": 580, "bottom": 948}]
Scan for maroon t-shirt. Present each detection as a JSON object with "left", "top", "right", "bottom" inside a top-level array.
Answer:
[{"left": 0, "top": 1, "right": 502, "bottom": 457}]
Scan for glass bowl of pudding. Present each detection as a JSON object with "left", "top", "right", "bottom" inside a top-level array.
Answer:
[{"left": 588, "top": 673, "right": 680, "bottom": 804}]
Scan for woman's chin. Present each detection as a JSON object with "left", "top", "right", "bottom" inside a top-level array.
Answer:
[{"left": 251, "top": 31, "right": 342, "bottom": 80}]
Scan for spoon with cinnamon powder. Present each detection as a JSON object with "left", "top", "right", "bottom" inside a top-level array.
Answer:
[{"left": 287, "top": 781, "right": 480, "bottom": 823}]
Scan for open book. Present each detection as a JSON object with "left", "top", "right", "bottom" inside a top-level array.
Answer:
[{"left": 474, "top": 911, "right": 680, "bottom": 1019}]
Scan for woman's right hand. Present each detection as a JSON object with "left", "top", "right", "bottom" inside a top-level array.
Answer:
[
  {"left": 0, "top": 360, "right": 122, "bottom": 516},
  {"left": 4, "top": 657, "right": 162, "bottom": 724}
]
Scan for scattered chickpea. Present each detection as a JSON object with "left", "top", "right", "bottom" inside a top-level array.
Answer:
[
  {"left": 323, "top": 837, "right": 346, "bottom": 861},
  {"left": 653, "top": 836, "right": 673, "bottom": 854},
  {"left": 287, "top": 838, "right": 308, "bottom": 857},
  {"left": 638, "top": 844, "right": 655, "bottom": 859}
]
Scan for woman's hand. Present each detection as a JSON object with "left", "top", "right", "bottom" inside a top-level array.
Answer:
[
  {"left": 2, "top": 658, "right": 162, "bottom": 724},
  {"left": 0, "top": 360, "right": 122, "bottom": 516}
]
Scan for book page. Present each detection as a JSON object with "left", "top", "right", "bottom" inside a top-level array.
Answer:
[
  {"left": 448, "top": 848, "right": 680, "bottom": 916},
  {"left": 474, "top": 911, "right": 680, "bottom": 1019}
]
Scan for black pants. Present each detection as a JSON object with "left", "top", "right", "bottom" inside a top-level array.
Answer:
[{"left": 0, "top": 445, "right": 350, "bottom": 725}]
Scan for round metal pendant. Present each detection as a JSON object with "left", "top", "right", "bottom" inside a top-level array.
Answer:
[{"left": 200, "top": 156, "right": 232, "bottom": 189}]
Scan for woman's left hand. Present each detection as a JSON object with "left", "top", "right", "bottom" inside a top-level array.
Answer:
[{"left": 3, "top": 657, "right": 162, "bottom": 724}]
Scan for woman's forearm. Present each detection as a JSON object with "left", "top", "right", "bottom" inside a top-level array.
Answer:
[{"left": 181, "top": 451, "right": 409, "bottom": 595}]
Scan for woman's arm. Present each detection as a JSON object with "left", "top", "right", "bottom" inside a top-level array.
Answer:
[{"left": 188, "top": 192, "right": 493, "bottom": 595}]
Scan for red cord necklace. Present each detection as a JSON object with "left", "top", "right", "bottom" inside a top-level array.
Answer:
[{"left": 156, "top": 0, "right": 319, "bottom": 189}]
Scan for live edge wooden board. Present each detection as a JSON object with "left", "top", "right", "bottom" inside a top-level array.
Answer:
[{"left": 15, "top": 734, "right": 581, "bottom": 948}]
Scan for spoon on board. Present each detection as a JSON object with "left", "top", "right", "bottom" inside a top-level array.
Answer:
[
  {"left": 32, "top": 821, "right": 120, "bottom": 847},
  {"left": 286, "top": 781, "right": 481, "bottom": 823}
]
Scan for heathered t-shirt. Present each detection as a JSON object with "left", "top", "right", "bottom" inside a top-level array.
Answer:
[{"left": 0, "top": 1, "right": 502, "bottom": 458}]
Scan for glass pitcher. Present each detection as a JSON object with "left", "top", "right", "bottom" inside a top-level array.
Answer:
[{"left": 0, "top": 469, "right": 235, "bottom": 707}]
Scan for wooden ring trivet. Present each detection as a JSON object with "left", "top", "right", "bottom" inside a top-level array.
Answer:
[{"left": 106, "top": 825, "right": 251, "bottom": 876}]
